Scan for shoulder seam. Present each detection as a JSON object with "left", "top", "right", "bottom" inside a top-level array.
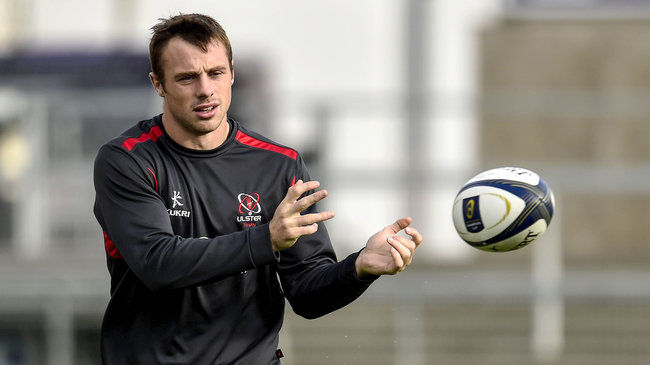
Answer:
[
  {"left": 97, "top": 144, "right": 159, "bottom": 195},
  {"left": 121, "top": 125, "right": 163, "bottom": 151},
  {"left": 235, "top": 130, "right": 297, "bottom": 160}
]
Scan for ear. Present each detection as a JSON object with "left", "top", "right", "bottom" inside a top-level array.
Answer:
[
  {"left": 231, "top": 63, "right": 235, "bottom": 85},
  {"left": 149, "top": 72, "right": 165, "bottom": 97}
]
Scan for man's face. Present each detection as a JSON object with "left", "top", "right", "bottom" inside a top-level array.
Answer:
[{"left": 151, "top": 37, "right": 233, "bottom": 138}]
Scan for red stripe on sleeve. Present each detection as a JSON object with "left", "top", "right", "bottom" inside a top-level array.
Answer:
[
  {"left": 235, "top": 130, "right": 298, "bottom": 160},
  {"left": 121, "top": 126, "right": 163, "bottom": 151},
  {"left": 147, "top": 167, "right": 159, "bottom": 193},
  {"left": 103, "top": 231, "right": 122, "bottom": 259}
]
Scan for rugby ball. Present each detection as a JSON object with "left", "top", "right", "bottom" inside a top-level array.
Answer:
[{"left": 452, "top": 167, "right": 555, "bottom": 252}]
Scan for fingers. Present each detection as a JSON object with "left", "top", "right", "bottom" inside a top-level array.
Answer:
[
  {"left": 390, "top": 247, "right": 404, "bottom": 269},
  {"left": 285, "top": 180, "right": 320, "bottom": 203},
  {"left": 280, "top": 180, "right": 328, "bottom": 216},
  {"left": 387, "top": 217, "right": 412, "bottom": 234},
  {"left": 292, "top": 223, "right": 319, "bottom": 237},
  {"left": 273, "top": 211, "right": 333, "bottom": 238},
  {"left": 269, "top": 180, "right": 334, "bottom": 252},
  {"left": 271, "top": 212, "right": 333, "bottom": 248},
  {"left": 386, "top": 223, "right": 423, "bottom": 272},
  {"left": 404, "top": 226, "right": 423, "bottom": 247},
  {"left": 387, "top": 235, "right": 414, "bottom": 270},
  {"left": 295, "top": 189, "right": 328, "bottom": 213},
  {"left": 295, "top": 211, "right": 335, "bottom": 226}
]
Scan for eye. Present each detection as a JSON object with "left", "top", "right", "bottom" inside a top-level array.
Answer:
[{"left": 176, "top": 74, "right": 194, "bottom": 82}]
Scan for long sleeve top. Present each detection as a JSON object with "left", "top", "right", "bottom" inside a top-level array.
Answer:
[{"left": 93, "top": 114, "right": 377, "bottom": 364}]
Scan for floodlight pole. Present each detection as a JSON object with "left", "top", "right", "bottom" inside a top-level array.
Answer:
[
  {"left": 406, "top": 0, "right": 428, "bottom": 226},
  {"left": 532, "top": 197, "right": 564, "bottom": 362},
  {"left": 395, "top": 2, "right": 429, "bottom": 365}
]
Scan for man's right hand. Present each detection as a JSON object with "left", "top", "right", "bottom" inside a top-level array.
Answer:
[{"left": 269, "top": 180, "right": 335, "bottom": 252}]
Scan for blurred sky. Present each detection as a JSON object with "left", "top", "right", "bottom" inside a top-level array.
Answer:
[{"left": 10, "top": 1, "right": 404, "bottom": 94}]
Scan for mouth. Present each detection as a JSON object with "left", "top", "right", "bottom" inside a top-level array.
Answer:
[{"left": 193, "top": 103, "right": 219, "bottom": 118}]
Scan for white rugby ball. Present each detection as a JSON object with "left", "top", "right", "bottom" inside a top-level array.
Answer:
[{"left": 452, "top": 167, "right": 555, "bottom": 252}]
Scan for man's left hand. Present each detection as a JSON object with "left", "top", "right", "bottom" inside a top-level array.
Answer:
[{"left": 355, "top": 217, "right": 423, "bottom": 278}]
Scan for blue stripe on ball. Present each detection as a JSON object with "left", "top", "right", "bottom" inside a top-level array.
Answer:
[{"left": 457, "top": 178, "right": 554, "bottom": 248}]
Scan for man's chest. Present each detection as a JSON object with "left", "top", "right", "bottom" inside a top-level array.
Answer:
[{"left": 154, "top": 158, "right": 289, "bottom": 236}]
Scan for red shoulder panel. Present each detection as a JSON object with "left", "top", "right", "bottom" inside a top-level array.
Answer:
[
  {"left": 122, "top": 126, "right": 163, "bottom": 151},
  {"left": 235, "top": 130, "right": 297, "bottom": 160}
]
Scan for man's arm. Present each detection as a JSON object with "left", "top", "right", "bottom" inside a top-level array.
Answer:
[
  {"left": 94, "top": 145, "right": 277, "bottom": 291},
  {"left": 272, "top": 181, "right": 423, "bottom": 319}
]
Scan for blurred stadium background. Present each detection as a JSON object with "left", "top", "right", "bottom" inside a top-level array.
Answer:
[{"left": 0, "top": 0, "right": 649, "bottom": 364}]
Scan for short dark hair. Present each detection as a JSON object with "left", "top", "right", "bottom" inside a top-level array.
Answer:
[{"left": 149, "top": 13, "right": 233, "bottom": 84}]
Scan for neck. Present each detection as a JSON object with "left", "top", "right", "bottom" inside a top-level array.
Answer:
[{"left": 161, "top": 114, "right": 230, "bottom": 151}]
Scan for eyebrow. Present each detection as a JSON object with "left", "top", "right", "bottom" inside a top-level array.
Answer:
[
  {"left": 174, "top": 71, "right": 199, "bottom": 80},
  {"left": 209, "top": 66, "right": 228, "bottom": 72},
  {"left": 173, "top": 66, "right": 228, "bottom": 80}
]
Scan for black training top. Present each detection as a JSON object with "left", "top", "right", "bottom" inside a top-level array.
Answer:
[{"left": 93, "top": 115, "right": 377, "bottom": 364}]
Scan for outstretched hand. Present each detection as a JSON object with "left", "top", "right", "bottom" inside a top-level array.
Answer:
[
  {"left": 355, "top": 217, "right": 423, "bottom": 278},
  {"left": 269, "top": 180, "right": 334, "bottom": 252}
]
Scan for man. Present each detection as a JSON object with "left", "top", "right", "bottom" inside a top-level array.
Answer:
[{"left": 94, "top": 13, "right": 422, "bottom": 364}]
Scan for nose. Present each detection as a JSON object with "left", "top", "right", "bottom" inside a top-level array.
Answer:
[{"left": 195, "top": 74, "right": 214, "bottom": 98}]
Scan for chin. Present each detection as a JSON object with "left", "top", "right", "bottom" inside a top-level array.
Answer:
[{"left": 192, "top": 118, "right": 223, "bottom": 134}]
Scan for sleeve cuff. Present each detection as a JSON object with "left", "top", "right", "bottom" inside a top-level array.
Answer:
[
  {"left": 248, "top": 223, "right": 280, "bottom": 267},
  {"left": 340, "top": 250, "right": 380, "bottom": 285}
]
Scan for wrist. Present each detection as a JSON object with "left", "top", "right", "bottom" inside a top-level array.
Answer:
[
  {"left": 268, "top": 221, "right": 279, "bottom": 252},
  {"left": 354, "top": 249, "right": 369, "bottom": 278},
  {"left": 270, "top": 236, "right": 279, "bottom": 252}
]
